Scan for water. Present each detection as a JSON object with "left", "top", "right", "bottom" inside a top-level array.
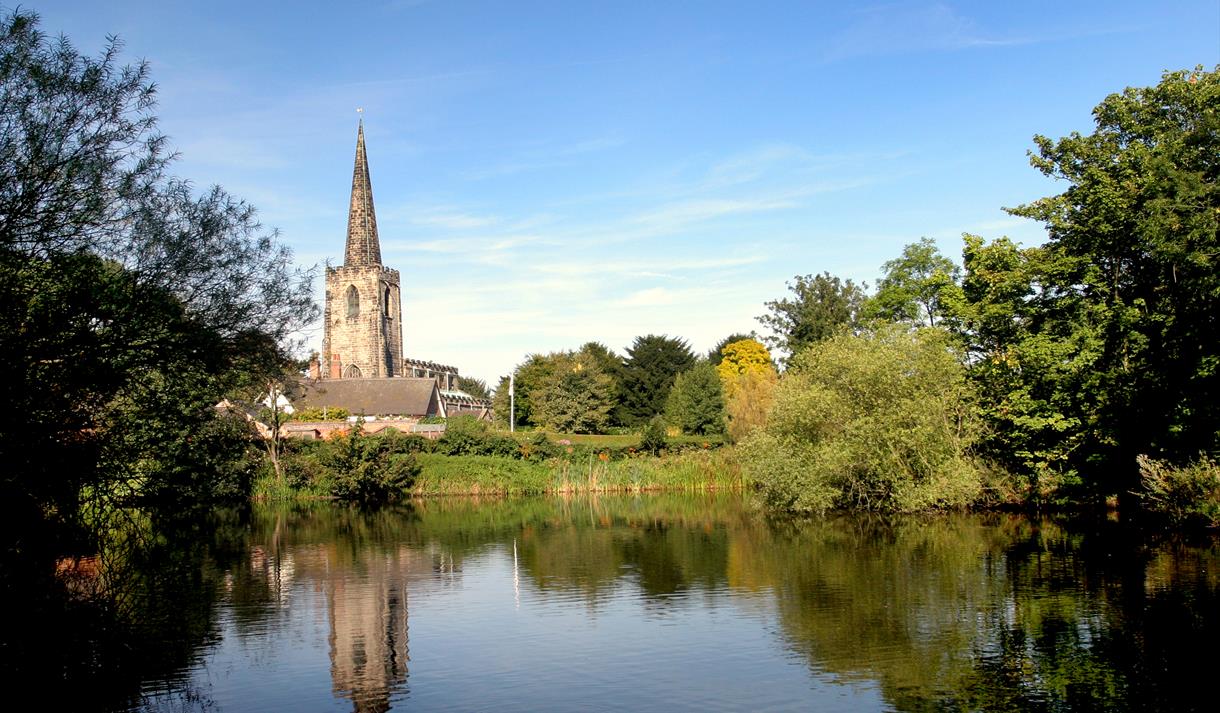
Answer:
[{"left": 70, "top": 494, "right": 1220, "bottom": 711}]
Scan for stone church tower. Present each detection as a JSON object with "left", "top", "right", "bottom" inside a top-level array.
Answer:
[{"left": 321, "top": 121, "right": 404, "bottom": 378}]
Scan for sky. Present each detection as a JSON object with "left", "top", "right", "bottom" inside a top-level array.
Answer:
[{"left": 24, "top": 1, "right": 1220, "bottom": 384}]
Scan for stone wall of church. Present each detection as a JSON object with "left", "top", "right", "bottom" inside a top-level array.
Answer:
[{"left": 322, "top": 264, "right": 403, "bottom": 378}]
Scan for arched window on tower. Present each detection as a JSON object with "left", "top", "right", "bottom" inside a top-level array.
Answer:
[
  {"left": 346, "top": 285, "right": 359, "bottom": 319},
  {"left": 344, "top": 364, "right": 363, "bottom": 378},
  {"left": 384, "top": 285, "right": 391, "bottom": 317}
]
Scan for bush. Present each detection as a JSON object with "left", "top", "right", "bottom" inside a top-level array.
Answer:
[
  {"left": 276, "top": 427, "right": 419, "bottom": 502},
  {"left": 435, "top": 415, "right": 519, "bottom": 457},
  {"left": 639, "top": 416, "right": 668, "bottom": 455},
  {"left": 743, "top": 325, "right": 985, "bottom": 512},
  {"left": 1138, "top": 454, "right": 1220, "bottom": 526}
]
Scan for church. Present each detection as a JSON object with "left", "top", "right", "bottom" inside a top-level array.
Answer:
[{"left": 295, "top": 121, "right": 491, "bottom": 422}]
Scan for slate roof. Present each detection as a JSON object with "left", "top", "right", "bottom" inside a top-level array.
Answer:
[{"left": 293, "top": 378, "right": 443, "bottom": 417}]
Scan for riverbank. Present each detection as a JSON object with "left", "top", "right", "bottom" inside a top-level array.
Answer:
[
  {"left": 253, "top": 446, "right": 745, "bottom": 500},
  {"left": 411, "top": 448, "right": 745, "bottom": 496}
]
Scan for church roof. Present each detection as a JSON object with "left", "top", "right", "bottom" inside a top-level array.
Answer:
[
  {"left": 294, "top": 378, "right": 443, "bottom": 417},
  {"left": 344, "top": 120, "right": 382, "bottom": 267}
]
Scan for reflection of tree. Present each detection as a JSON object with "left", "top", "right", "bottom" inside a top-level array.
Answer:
[{"left": 56, "top": 495, "right": 1219, "bottom": 712}]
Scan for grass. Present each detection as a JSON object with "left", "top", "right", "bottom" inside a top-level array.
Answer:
[{"left": 413, "top": 447, "right": 746, "bottom": 496}]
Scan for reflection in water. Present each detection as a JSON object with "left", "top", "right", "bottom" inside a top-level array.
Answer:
[
  {"left": 85, "top": 496, "right": 1220, "bottom": 712},
  {"left": 324, "top": 547, "right": 422, "bottom": 713}
]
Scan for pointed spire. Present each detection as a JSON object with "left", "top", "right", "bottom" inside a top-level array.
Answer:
[{"left": 344, "top": 119, "right": 382, "bottom": 266}]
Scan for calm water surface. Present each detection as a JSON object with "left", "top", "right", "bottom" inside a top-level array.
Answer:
[{"left": 112, "top": 494, "right": 1216, "bottom": 712}]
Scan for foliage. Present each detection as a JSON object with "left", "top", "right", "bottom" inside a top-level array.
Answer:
[
  {"left": 757, "top": 271, "right": 867, "bottom": 362},
  {"left": 435, "top": 415, "right": 520, "bottom": 457},
  {"left": 715, "top": 338, "right": 776, "bottom": 387},
  {"left": 709, "top": 332, "right": 757, "bottom": 365},
  {"left": 742, "top": 325, "right": 984, "bottom": 512},
  {"left": 864, "top": 237, "right": 960, "bottom": 327},
  {"left": 945, "top": 67, "right": 1220, "bottom": 499},
  {"left": 724, "top": 369, "right": 778, "bottom": 443},
  {"left": 639, "top": 415, "right": 669, "bottom": 455},
  {"left": 665, "top": 362, "right": 727, "bottom": 435},
  {"left": 292, "top": 406, "right": 350, "bottom": 421},
  {"left": 456, "top": 376, "right": 490, "bottom": 399},
  {"left": 530, "top": 349, "right": 617, "bottom": 433},
  {"left": 492, "top": 352, "right": 558, "bottom": 428},
  {"left": 617, "top": 335, "right": 697, "bottom": 426},
  {"left": 413, "top": 447, "right": 743, "bottom": 495},
  {"left": 279, "top": 426, "right": 420, "bottom": 502},
  {"left": 577, "top": 341, "right": 624, "bottom": 404},
  {"left": 1137, "top": 454, "right": 1220, "bottom": 527},
  {"left": 0, "top": 7, "right": 317, "bottom": 565}
]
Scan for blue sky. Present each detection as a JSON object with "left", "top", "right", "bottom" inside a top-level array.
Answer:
[{"left": 27, "top": 1, "right": 1220, "bottom": 383}]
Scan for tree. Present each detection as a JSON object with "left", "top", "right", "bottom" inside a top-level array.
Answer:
[
  {"left": 576, "top": 341, "right": 624, "bottom": 421},
  {"left": 724, "top": 369, "right": 778, "bottom": 443},
  {"left": 457, "top": 376, "right": 490, "bottom": 399},
  {"left": 865, "top": 238, "right": 960, "bottom": 327},
  {"left": 715, "top": 338, "right": 775, "bottom": 387},
  {"left": 617, "top": 335, "right": 697, "bottom": 426},
  {"left": 741, "top": 326, "right": 984, "bottom": 513},
  {"left": 940, "top": 234, "right": 1093, "bottom": 499},
  {"left": 1002, "top": 66, "right": 1219, "bottom": 498},
  {"left": 758, "top": 272, "right": 866, "bottom": 361},
  {"left": 0, "top": 9, "right": 316, "bottom": 553},
  {"left": 714, "top": 338, "right": 778, "bottom": 442},
  {"left": 708, "top": 332, "right": 756, "bottom": 365},
  {"left": 531, "top": 350, "right": 617, "bottom": 434},
  {"left": 665, "top": 362, "right": 726, "bottom": 435},
  {"left": 493, "top": 353, "right": 558, "bottom": 428}
]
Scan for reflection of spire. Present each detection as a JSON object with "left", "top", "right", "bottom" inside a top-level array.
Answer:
[
  {"left": 514, "top": 538, "right": 520, "bottom": 610},
  {"left": 327, "top": 547, "right": 426, "bottom": 713}
]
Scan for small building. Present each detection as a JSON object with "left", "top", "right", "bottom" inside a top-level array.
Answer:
[{"left": 294, "top": 377, "right": 445, "bottom": 420}]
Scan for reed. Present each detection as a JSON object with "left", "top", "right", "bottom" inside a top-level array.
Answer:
[{"left": 412, "top": 447, "right": 746, "bottom": 497}]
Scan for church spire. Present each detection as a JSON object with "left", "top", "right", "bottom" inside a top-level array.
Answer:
[{"left": 344, "top": 119, "right": 382, "bottom": 266}]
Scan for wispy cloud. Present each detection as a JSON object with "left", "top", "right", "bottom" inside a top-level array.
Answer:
[
  {"left": 822, "top": 2, "right": 1033, "bottom": 62},
  {"left": 460, "top": 135, "right": 626, "bottom": 179}
]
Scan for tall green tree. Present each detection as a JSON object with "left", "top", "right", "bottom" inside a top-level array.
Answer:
[
  {"left": 0, "top": 9, "right": 316, "bottom": 548},
  {"left": 758, "top": 272, "right": 866, "bottom": 362},
  {"left": 664, "top": 362, "right": 726, "bottom": 436},
  {"left": 531, "top": 350, "right": 617, "bottom": 434},
  {"left": 493, "top": 352, "right": 557, "bottom": 428},
  {"left": 941, "top": 235, "right": 1095, "bottom": 497},
  {"left": 1002, "top": 66, "right": 1219, "bottom": 496},
  {"left": 865, "top": 238, "right": 960, "bottom": 327},
  {"left": 617, "top": 335, "right": 697, "bottom": 426},
  {"left": 0, "top": 8, "right": 317, "bottom": 687}
]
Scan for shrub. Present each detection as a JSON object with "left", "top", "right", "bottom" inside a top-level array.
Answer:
[
  {"left": 276, "top": 427, "right": 419, "bottom": 502},
  {"left": 639, "top": 416, "right": 668, "bottom": 455},
  {"left": 292, "top": 407, "right": 350, "bottom": 421},
  {"left": 743, "top": 325, "right": 985, "bottom": 512},
  {"left": 435, "top": 415, "right": 519, "bottom": 457},
  {"left": 1137, "top": 454, "right": 1220, "bottom": 526}
]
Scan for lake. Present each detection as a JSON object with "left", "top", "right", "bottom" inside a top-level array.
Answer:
[{"left": 99, "top": 494, "right": 1216, "bottom": 711}]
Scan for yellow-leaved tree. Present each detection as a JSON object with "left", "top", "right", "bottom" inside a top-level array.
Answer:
[{"left": 715, "top": 339, "right": 778, "bottom": 442}]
